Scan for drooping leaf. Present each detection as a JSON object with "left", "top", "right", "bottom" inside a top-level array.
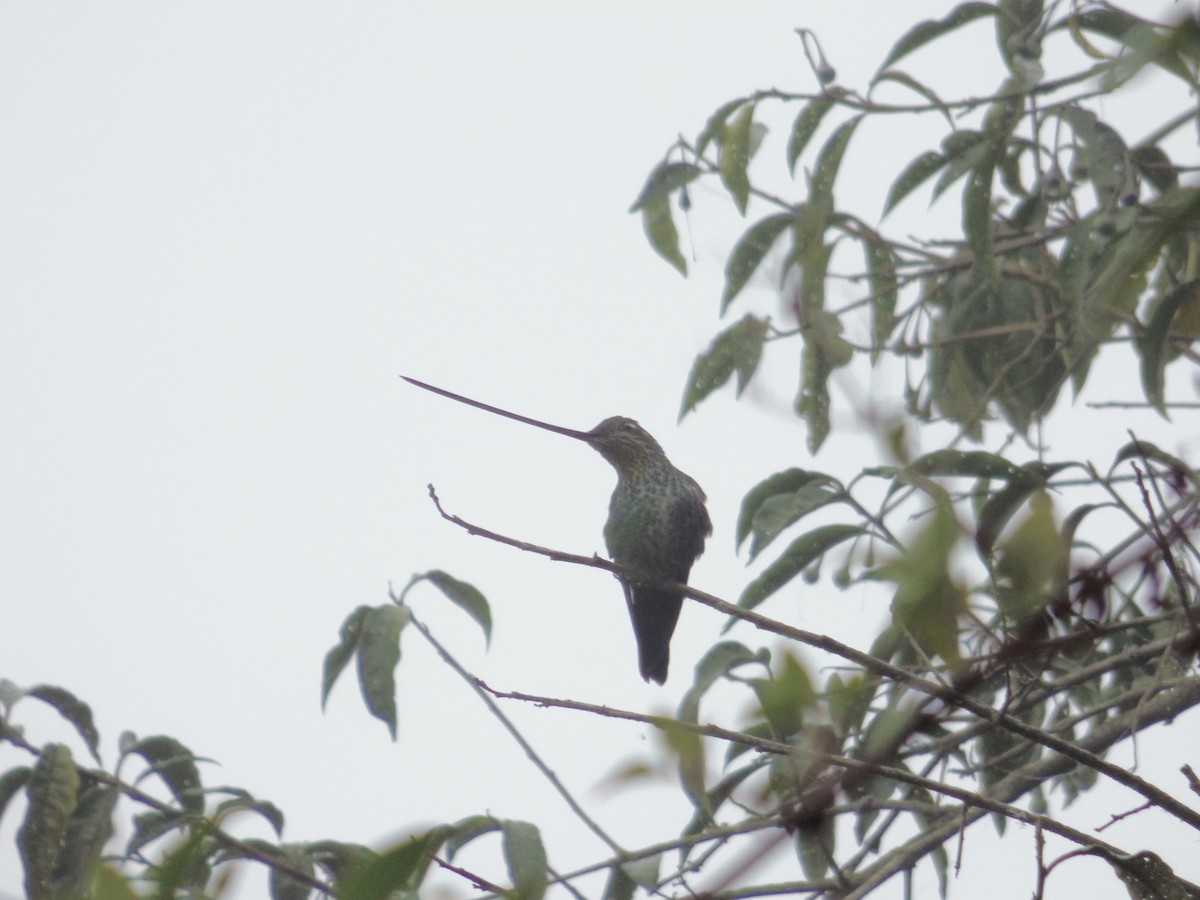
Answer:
[
  {"left": 906, "top": 449, "right": 1024, "bottom": 481},
  {"left": 795, "top": 813, "right": 836, "bottom": 882},
  {"left": 18, "top": 744, "right": 79, "bottom": 900},
  {"left": 721, "top": 213, "right": 795, "bottom": 312},
  {"left": 322, "top": 605, "right": 371, "bottom": 710},
  {"left": 424, "top": 570, "right": 492, "bottom": 647},
  {"left": 267, "top": 844, "right": 317, "bottom": 900},
  {"left": 718, "top": 103, "right": 757, "bottom": 215},
  {"left": 678, "top": 641, "right": 766, "bottom": 723},
  {"left": 751, "top": 651, "right": 816, "bottom": 738},
  {"left": 883, "top": 503, "right": 965, "bottom": 665},
  {"left": 1138, "top": 279, "right": 1200, "bottom": 415},
  {"left": 964, "top": 161, "right": 997, "bottom": 282},
  {"left": 737, "top": 469, "right": 841, "bottom": 548},
  {"left": 747, "top": 481, "right": 844, "bottom": 562},
  {"left": 356, "top": 604, "right": 411, "bottom": 740},
  {"left": 51, "top": 783, "right": 118, "bottom": 897},
  {"left": 214, "top": 790, "right": 285, "bottom": 836},
  {"left": 27, "top": 686, "right": 101, "bottom": 765},
  {"left": 732, "top": 525, "right": 868, "bottom": 625},
  {"left": 680, "top": 315, "right": 770, "bottom": 420},
  {"left": 446, "top": 815, "right": 502, "bottom": 860},
  {"left": 872, "top": 70, "right": 953, "bottom": 127},
  {"left": 640, "top": 194, "right": 687, "bottom": 276},
  {"left": 339, "top": 831, "right": 440, "bottom": 900},
  {"left": 502, "top": 820, "right": 548, "bottom": 900},
  {"left": 695, "top": 97, "right": 750, "bottom": 157},
  {"left": 995, "top": 492, "right": 1067, "bottom": 624},
  {"left": 127, "top": 736, "right": 203, "bottom": 814},
  {"left": 863, "top": 234, "right": 899, "bottom": 359},
  {"left": 629, "top": 161, "right": 702, "bottom": 213}
]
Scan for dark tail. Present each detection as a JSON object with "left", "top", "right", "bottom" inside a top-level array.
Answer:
[{"left": 626, "top": 585, "right": 684, "bottom": 685}]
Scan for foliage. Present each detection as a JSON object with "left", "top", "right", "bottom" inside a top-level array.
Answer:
[{"left": 6, "top": 4, "right": 1200, "bottom": 899}]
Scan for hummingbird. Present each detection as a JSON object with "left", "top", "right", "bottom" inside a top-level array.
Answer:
[{"left": 403, "top": 376, "right": 711, "bottom": 684}]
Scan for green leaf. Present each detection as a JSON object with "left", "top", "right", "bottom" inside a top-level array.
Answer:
[
  {"left": 906, "top": 449, "right": 1023, "bottom": 481},
  {"left": 751, "top": 651, "right": 816, "bottom": 737},
  {"left": 987, "top": 466, "right": 1076, "bottom": 560},
  {"left": 339, "top": 831, "right": 440, "bottom": 900},
  {"left": 737, "top": 469, "right": 841, "bottom": 547},
  {"left": 747, "top": 481, "right": 843, "bottom": 562},
  {"left": 678, "top": 641, "right": 766, "bottom": 722},
  {"left": 964, "top": 161, "right": 996, "bottom": 282},
  {"left": 424, "top": 570, "right": 492, "bottom": 647},
  {"left": 680, "top": 314, "right": 769, "bottom": 419},
  {"left": 883, "top": 503, "right": 964, "bottom": 665},
  {"left": 604, "top": 856, "right": 661, "bottom": 900},
  {"left": 629, "top": 161, "right": 702, "bottom": 213},
  {"left": 214, "top": 790, "right": 285, "bottom": 836},
  {"left": 502, "top": 820, "right": 548, "bottom": 900},
  {"left": 322, "top": 605, "right": 371, "bottom": 710},
  {"left": 640, "top": 194, "right": 687, "bottom": 276},
  {"left": 446, "top": 815, "right": 501, "bottom": 860},
  {"left": 825, "top": 672, "right": 874, "bottom": 738},
  {"left": 267, "top": 844, "right": 317, "bottom": 900},
  {"left": 809, "top": 117, "right": 861, "bottom": 220},
  {"left": 1131, "top": 144, "right": 1177, "bottom": 194},
  {"left": 27, "top": 686, "right": 101, "bottom": 765},
  {"left": 721, "top": 213, "right": 795, "bottom": 312},
  {"left": 872, "top": 70, "right": 953, "bottom": 127},
  {"left": 127, "top": 736, "right": 204, "bottom": 814},
  {"left": 733, "top": 525, "right": 868, "bottom": 625},
  {"left": 1138, "top": 279, "right": 1200, "bottom": 416},
  {"left": 88, "top": 864, "right": 140, "bottom": 900},
  {"left": 864, "top": 235, "right": 899, "bottom": 359},
  {"left": 786, "top": 97, "right": 834, "bottom": 174},
  {"left": 696, "top": 97, "right": 749, "bottom": 157},
  {"left": 875, "top": 2, "right": 999, "bottom": 74},
  {"left": 0, "top": 766, "right": 32, "bottom": 825},
  {"left": 356, "top": 604, "right": 411, "bottom": 740},
  {"left": 18, "top": 744, "right": 79, "bottom": 900},
  {"left": 1112, "top": 438, "right": 1193, "bottom": 479},
  {"left": 719, "top": 103, "right": 756, "bottom": 215},
  {"left": 883, "top": 150, "right": 945, "bottom": 215},
  {"left": 52, "top": 784, "right": 118, "bottom": 897},
  {"left": 995, "top": 492, "right": 1066, "bottom": 624},
  {"left": 795, "top": 814, "right": 836, "bottom": 882}
]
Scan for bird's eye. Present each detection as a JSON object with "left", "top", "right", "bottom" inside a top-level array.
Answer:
[{"left": 622, "top": 421, "right": 639, "bottom": 432}]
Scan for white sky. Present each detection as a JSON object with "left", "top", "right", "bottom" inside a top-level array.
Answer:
[{"left": 1, "top": 3, "right": 1196, "bottom": 899}]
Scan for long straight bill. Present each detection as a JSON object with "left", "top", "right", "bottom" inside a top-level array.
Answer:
[{"left": 401, "top": 376, "right": 590, "bottom": 441}]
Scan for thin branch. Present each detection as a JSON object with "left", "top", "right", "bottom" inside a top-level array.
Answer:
[
  {"left": 424, "top": 486, "right": 1200, "bottom": 835},
  {"left": 0, "top": 727, "right": 331, "bottom": 895},
  {"left": 405, "top": 611, "right": 625, "bottom": 857}
]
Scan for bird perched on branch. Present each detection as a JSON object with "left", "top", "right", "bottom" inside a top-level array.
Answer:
[{"left": 403, "top": 376, "right": 711, "bottom": 684}]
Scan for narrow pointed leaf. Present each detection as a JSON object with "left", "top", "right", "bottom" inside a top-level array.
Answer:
[
  {"left": 1138, "top": 279, "right": 1200, "bottom": 416},
  {"left": 340, "top": 831, "right": 439, "bottom": 900},
  {"left": 884, "top": 150, "right": 945, "bottom": 215},
  {"left": 679, "top": 641, "right": 765, "bottom": 722},
  {"left": 322, "top": 605, "right": 371, "bottom": 710},
  {"left": 356, "top": 604, "right": 411, "bottom": 740},
  {"left": 721, "top": 213, "right": 795, "bottom": 312},
  {"left": 907, "top": 449, "right": 1023, "bottom": 480},
  {"left": 27, "top": 686, "right": 101, "bottom": 765},
  {"left": 52, "top": 785, "right": 119, "bottom": 897},
  {"left": 747, "top": 482, "right": 844, "bottom": 561},
  {"left": 446, "top": 815, "right": 501, "bottom": 860},
  {"left": 719, "top": 103, "right": 756, "bottom": 215},
  {"left": 629, "top": 161, "right": 702, "bottom": 213},
  {"left": 786, "top": 97, "right": 834, "bottom": 173},
  {"left": 502, "top": 820, "right": 548, "bottom": 900},
  {"left": 127, "top": 736, "right": 203, "bottom": 814},
  {"left": 18, "top": 744, "right": 79, "bottom": 900},
  {"left": 0, "top": 766, "right": 32, "bottom": 824},
  {"left": 641, "top": 195, "right": 687, "bottom": 276},
  {"left": 696, "top": 97, "right": 749, "bottom": 157},
  {"left": 424, "top": 571, "right": 492, "bottom": 647},
  {"left": 873, "top": 70, "right": 953, "bottom": 127},
  {"left": 680, "top": 314, "right": 769, "bottom": 419},
  {"left": 875, "top": 2, "right": 999, "bottom": 74},
  {"left": 737, "top": 469, "right": 839, "bottom": 547},
  {"left": 733, "top": 525, "right": 868, "bottom": 624}
]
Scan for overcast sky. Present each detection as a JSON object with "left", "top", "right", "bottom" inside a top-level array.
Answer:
[{"left": 1, "top": 4, "right": 1195, "bottom": 899}]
